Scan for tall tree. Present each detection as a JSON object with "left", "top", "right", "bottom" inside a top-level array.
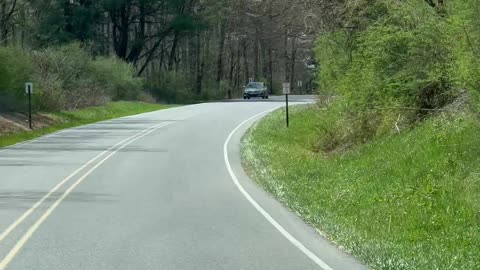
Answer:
[{"left": 0, "top": 0, "right": 17, "bottom": 45}]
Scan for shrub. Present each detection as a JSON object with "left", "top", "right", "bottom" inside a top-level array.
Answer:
[
  {"left": 90, "top": 57, "right": 144, "bottom": 101},
  {"left": 146, "top": 71, "right": 195, "bottom": 104},
  {"left": 200, "top": 86, "right": 224, "bottom": 101},
  {"left": 27, "top": 43, "right": 145, "bottom": 111},
  {"left": 0, "top": 47, "right": 32, "bottom": 111},
  {"left": 31, "top": 43, "right": 106, "bottom": 110},
  {"left": 313, "top": 0, "right": 469, "bottom": 149}
]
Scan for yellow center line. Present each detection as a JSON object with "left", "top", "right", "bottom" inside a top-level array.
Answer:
[
  {"left": 0, "top": 121, "right": 175, "bottom": 270},
  {"left": 0, "top": 121, "right": 169, "bottom": 245}
]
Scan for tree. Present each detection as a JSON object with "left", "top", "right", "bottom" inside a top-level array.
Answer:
[
  {"left": 2, "top": 0, "right": 325, "bottom": 101},
  {"left": 30, "top": 0, "right": 99, "bottom": 46},
  {"left": 0, "top": 0, "right": 17, "bottom": 45}
]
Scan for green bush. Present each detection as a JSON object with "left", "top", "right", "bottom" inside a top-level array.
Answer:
[
  {"left": 200, "top": 86, "right": 224, "bottom": 101},
  {"left": 313, "top": 0, "right": 480, "bottom": 149},
  {"left": 0, "top": 47, "right": 32, "bottom": 111},
  {"left": 26, "top": 43, "right": 144, "bottom": 110},
  {"left": 30, "top": 43, "right": 103, "bottom": 110},
  {"left": 90, "top": 57, "right": 144, "bottom": 101},
  {"left": 146, "top": 71, "right": 195, "bottom": 104},
  {"left": 447, "top": 0, "right": 480, "bottom": 111},
  {"left": 0, "top": 43, "right": 146, "bottom": 112},
  {"left": 146, "top": 71, "right": 239, "bottom": 104}
]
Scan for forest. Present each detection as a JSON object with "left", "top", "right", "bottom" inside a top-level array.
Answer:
[{"left": 0, "top": 0, "right": 322, "bottom": 110}]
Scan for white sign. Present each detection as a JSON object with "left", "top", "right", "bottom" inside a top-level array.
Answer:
[
  {"left": 25, "top": 83, "right": 33, "bottom": 94},
  {"left": 282, "top": 83, "right": 291, "bottom": 95}
]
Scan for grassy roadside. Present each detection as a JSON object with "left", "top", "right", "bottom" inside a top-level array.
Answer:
[
  {"left": 0, "top": 101, "right": 176, "bottom": 148},
  {"left": 242, "top": 105, "right": 480, "bottom": 269}
]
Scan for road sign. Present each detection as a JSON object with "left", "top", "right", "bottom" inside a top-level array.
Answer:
[
  {"left": 25, "top": 83, "right": 33, "bottom": 94},
  {"left": 25, "top": 83, "right": 33, "bottom": 129},
  {"left": 282, "top": 83, "right": 291, "bottom": 95},
  {"left": 283, "top": 82, "right": 291, "bottom": 128}
]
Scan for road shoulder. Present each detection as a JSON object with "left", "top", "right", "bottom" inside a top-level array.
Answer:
[{"left": 225, "top": 110, "right": 367, "bottom": 270}]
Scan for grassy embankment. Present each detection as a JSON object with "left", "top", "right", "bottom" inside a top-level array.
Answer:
[
  {"left": 242, "top": 105, "right": 480, "bottom": 269},
  {"left": 0, "top": 101, "right": 175, "bottom": 148}
]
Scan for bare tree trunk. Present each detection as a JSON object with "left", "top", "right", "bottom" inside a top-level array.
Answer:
[
  {"left": 168, "top": 31, "right": 179, "bottom": 71},
  {"left": 284, "top": 30, "right": 289, "bottom": 83},
  {"left": 261, "top": 41, "right": 268, "bottom": 80},
  {"left": 111, "top": 4, "right": 130, "bottom": 60},
  {"left": 127, "top": 3, "right": 146, "bottom": 64},
  {"left": 204, "top": 31, "right": 211, "bottom": 90},
  {"left": 228, "top": 44, "right": 236, "bottom": 99},
  {"left": 254, "top": 27, "right": 259, "bottom": 80},
  {"left": 188, "top": 36, "right": 196, "bottom": 87},
  {"left": 243, "top": 40, "right": 249, "bottom": 85},
  {"left": 158, "top": 43, "right": 165, "bottom": 71},
  {"left": 183, "top": 38, "right": 190, "bottom": 76},
  {"left": 289, "top": 36, "right": 297, "bottom": 92},
  {"left": 10, "top": 13, "right": 16, "bottom": 45},
  {"left": 1, "top": 0, "right": 18, "bottom": 46},
  {"left": 216, "top": 21, "right": 226, "bottom": 86},
  {"left": 235, "top": 41, "right": 241, "bottom": 91},
  {"left": 268, "top": 46, "right": 274, "bottom": 93},
  {"left": 195, "top": 31, "right": 204, "bottom": 95},
  {"left": 1, "top": 2, "right": 8, "bottom": 45},
  {"left": 106, "top": 20, "right": 111, "bottom": 55},
  {"left": 195, "top": 31, "right": 208, "bottom": 95}
]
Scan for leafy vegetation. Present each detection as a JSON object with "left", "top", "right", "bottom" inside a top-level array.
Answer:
[
  {"left": 0, "top": 101, "right": 176, "bottom": 148},
  {"left": 0, "top": 44, "right": 144, "bottom": 112},
  {"left": 243, "top": 106, "right": 480, "bottom": 269},
  {"left": 0, "top": 46, "right": 32, "bottom": 111},
  {"left": 243, "top": 1, "right": 480, "bottom": 269},
  {"left": 2, "top": 0, "right": 322, "bottom": 104},
  {"left": 145, "top": 71, "right": 224, "bottom": 104},
  {"left": 314, "top": 0, "right": 480, "bottom": 149}
]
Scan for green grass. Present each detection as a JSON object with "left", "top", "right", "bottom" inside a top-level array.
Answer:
[
  {"left": 242, "top": 105, "right": 480, "bottom": 270},
  {"left": 0, "top": 101, "right": 176, "bottom": 148}
]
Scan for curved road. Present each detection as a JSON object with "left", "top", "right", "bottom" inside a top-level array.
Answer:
[{"left": 0, "top": 97, "right": 366, "bottom": 270}]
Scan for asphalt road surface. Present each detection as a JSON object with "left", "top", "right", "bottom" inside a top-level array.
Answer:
[{"left": 0, "top": 96, "right": 366, "bottom": 270}]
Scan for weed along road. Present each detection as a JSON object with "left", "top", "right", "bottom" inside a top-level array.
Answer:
[{"left": 0, "top": 98, "right": 365, "bottom": 270}]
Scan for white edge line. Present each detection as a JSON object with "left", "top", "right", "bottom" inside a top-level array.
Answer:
[
  {"left": 0, "top": 121, "right": 170, "bottom": 243},
  {"left": 0, "top": 121, "right": 175, "bottom": 270},
  {"left": 223, "top": 109, "right": 334, "bottom": 270}
]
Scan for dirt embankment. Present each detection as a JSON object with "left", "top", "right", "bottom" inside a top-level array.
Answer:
[{"left": 0, "top": 113, "right": 58, "bottom": 135}]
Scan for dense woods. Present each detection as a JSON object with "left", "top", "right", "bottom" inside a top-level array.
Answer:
[
  {"left": 0, "top": 0, "right": 321, "bottom": 109},
  {"left": 2, "top": 0, "right": 480, "bottom": 124}
]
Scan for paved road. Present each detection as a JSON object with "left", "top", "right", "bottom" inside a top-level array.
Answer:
[
  {"left": 0, "top": 96, "right": 366, "bottom": 270},
  {"left": 225, "top": 95, "right": 317, "bottom": 103}
]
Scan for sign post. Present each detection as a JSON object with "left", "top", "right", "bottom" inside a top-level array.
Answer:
[
  {"left": 283, "top": 83, "right": 291, "bottom": 128},
  {"left": 25, "top": 83, "right": 33, "bottom": 129}
]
